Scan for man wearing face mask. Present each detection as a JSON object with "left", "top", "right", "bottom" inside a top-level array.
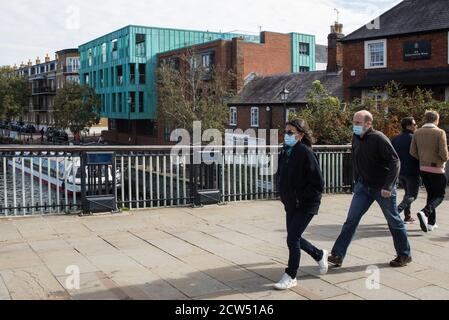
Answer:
[
  {"left": 274, "top": 119, "right": 327, "bottom": 290},
  {"left": 328, "top": 110, "right": 412, "bottom": 268}
]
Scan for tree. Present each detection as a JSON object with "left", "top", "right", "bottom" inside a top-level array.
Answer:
[
  {"left": 349, "top": 82, "right": 449, "bottom": 138},
  {"left": 291, "top": 80, "right": 353, "bottom": 145},
  {"left": 156, "top": 50, "right": 235, "bottom": 135},
  {"left": 0, "top": 66, "right": 30, "bottom": 120},
  {"left": 53, "top": 82, "right": 101, "bottom": 135}
]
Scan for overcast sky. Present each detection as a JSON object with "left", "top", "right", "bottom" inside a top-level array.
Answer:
[{"left": 0, "top": 0, "right": 401, "bottom": 66}]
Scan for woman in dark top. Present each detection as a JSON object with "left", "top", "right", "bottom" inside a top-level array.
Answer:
[{"left": 274, "top": 119, "right": 328, "bottom": 290}]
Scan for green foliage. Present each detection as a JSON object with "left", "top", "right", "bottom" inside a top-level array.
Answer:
[
  {"left": 291, "top": 80, "right": 353, "bottom": 145},
  {"left": 53, "top": 83, "right": 101, "bottom": 134},
  {"left": 156, "top": 51, "right": 234, "bottom": 134},
  {"left": 349, "top": 82, "right": 449, "bottom": 138},
  {"left": 289, "top": 80, "right": 449, "bottom": 145},
  {"left": 0, "top": 66, "right": 30, "bottom": 120}
]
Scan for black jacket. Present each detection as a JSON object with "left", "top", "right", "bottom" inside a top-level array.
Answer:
[
  {"left": 353, "top": 128, "right": 400, "bottom": 191},
  {"left": 391, "top": 130, "right": 420, "bottom": 177},
  {"left": 278, "top": 142, "right": 324, "bottom": 215}
]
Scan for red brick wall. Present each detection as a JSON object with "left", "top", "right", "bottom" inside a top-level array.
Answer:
[
  {"left": 343, "top": 31, "right": 449, "bottom": 101},
  {"left": 240, "top": 32, "right": 292, "bottom": 86}
]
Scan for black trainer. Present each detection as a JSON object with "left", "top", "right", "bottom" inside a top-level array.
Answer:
[{"left": 328, "top": 254, "right": 343, "bottom": 267}]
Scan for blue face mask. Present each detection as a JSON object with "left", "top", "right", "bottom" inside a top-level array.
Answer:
[
  {"left": 353, "top": 125, "right": 364, "bottom": 137},
  {"left": 284, "top": 134, "right": 298, "bottom": 147}
]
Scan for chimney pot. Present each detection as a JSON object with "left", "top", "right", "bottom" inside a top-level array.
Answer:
[{"left": 327, "top": 22, "right": 344, "bottom": 73}]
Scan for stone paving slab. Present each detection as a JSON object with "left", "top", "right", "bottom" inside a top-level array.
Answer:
[{"left": 1, "top": 191, "right": 449, "bottom": 300}]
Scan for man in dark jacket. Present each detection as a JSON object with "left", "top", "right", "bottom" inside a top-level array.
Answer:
[
  {"left": 392, "top": 117, "right": 420, "bottom": 224},
  {"left": 328, "top": 110, "right": 412, "bottom": 268}
]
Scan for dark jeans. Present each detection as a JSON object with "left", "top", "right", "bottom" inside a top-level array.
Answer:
[
  {"left": 285, "top": 210, "right": 323, "bottom": 279},
  {"left": 398, "top": 175, "right": 420, "bottom": 217},
  {"left": 332, "top": 182, "right": 411, "bottom": 260},
  {"left": 420, "top": 171, "right": 447, "bottom": 226}
]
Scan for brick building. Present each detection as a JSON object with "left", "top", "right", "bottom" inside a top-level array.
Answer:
[
  {"left": 15, "top": 55, "right": 57, "bottom": 129},
  {"left": 341, "top": 0, "right": 449, "bottom": 103},
  {"left": 226, "top": 23, "right": 343, "bottom": 144}
]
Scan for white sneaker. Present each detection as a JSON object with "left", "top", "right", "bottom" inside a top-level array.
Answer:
[
  {"left": 318, "top": 250, "right": 329, "bottom": 275},
  {"left": 417, "top": 211, "right": 429, "bottom": 233},
  {"left": 428, "top": 224, "right": 439, "bottom": 232},
  {"left": 274, "top": 273, "right": 297, "bottom": 290}
]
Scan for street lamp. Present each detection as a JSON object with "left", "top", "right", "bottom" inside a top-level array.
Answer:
[
  {"left": 128, "top": 96, "right": 132, "bottom": 144},
  {"left": 280, "top": 87, "right": 290, "bottom": 123}
]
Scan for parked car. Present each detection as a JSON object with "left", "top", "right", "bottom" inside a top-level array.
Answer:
[
  {"left": 21, "top": 124, "right": 36, "bottom": 134},
  {"left": 46, "top": 127, "right": 69, "bottom": 142},
  {"left": 53, "top": 130, "right": 69, "bottom": 142}
]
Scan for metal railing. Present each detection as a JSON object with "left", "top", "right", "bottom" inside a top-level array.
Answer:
[{"left": 0, "top": 145, "right": 353, "bottom": 217}]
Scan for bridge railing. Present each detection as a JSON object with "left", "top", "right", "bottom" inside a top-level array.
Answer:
[{"left": 0, "top": 145, "right": 353, "bottom": 217}]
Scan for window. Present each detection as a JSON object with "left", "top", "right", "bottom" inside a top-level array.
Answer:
[
  {"left": 112, "top": 93, "right": 116, "bottom": 113},
  {"left": 67, "top": 75, "right": 80, "bottom": 84},
  {"left": 139, "top": 92, "right": 144, "bottom": 113},
  {"left": 129, "top": 92, "right": 136, "bottom": 113},
  {"left": 112, "top": 39, "right": 118, "bottom": 60},
  {"left": 102, "top": 43, "right": 107, "bottom": 63},
  {"left": 84, "top": 73, "right": 89, "bottom": 85},
  {"left": 365, "top": 39, "right": 387, "bottom": 69},
  {"left": 138, "top": 64, "right": 146, "bottom": 84},
  {"left": 299, "top": 67, "right": 310, "bottom": 72},
  {"left": 362, "top": 90, "right": 388, "bottom": 109},
  {"left": 251, "top": 107, "right": 259, "bottom": 127},
  {"left": 164, "top": 127, "right": 172, "bottom": 142},
  {"left": 104, "top": 68, "right": 108, "bottom": 88},
  {"left": 286, "top": 108, "right": 297, "bottom": 123},
  {"left": 66, "top": 57, "right": 80, "bottom": 72},
  {"left": 299, "top": 42, "right": 310, "bottom": 55},
  {"left": 88, "top": 48, "right": 92, "bottom": 66},
  {"left": 130, "top": 63, "right": 136, "bottom": 84},
  {"left": 136, "top": 34, "right": 146, "bottom": 57},
  {"left": 230, "top": 107, "right": 237, "bottom": 126},
  {"left": 201, "top": 53, "right": 215, "bottom": 71},
  {"left": 118, "top": 93, "right": 122, "bottom": 113},
  {"left": 116, "top": 65, "right": 123, "bottom": 86},
  {"left": 100, "top": 70, "right": 104, "bottom": 87}
]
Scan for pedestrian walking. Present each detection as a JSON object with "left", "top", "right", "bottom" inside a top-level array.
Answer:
[
  {"left": 40, "top": 128, "right": 45, "bottom": 143},
  {"left": 274, "top": 119, "right": 328, "bottom": 291},
  {"left": 410, "top": 110, "right": 449, "bottom": 232},
  {"left": 328, "top": 110, "right": 412, "bottom": 268},
  {"left": 392, "top": 117, "right": 420, "bottom": 224}
]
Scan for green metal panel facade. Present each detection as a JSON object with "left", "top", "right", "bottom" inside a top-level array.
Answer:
[
  {"left": 79, "top": 25, "right": 260, "bottom": 120},
  {"left": 291, "top": 33, "right": 316, "bottom": 72}
]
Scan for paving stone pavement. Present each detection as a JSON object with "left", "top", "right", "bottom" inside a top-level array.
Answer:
[{"left": 1, "top": 190, "right": 449, "bottom": 300}]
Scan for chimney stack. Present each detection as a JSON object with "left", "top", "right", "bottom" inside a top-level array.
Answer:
[
  {"left": 327, "top": 21, "right": 344, "bottom": 73},
  {"left": 36, "top": 57, "right": 41, "bottom": 65},
  {"left": 28, "top": 59, "right": 32, "bottom": 67},
  {"left": 45, "top": 53, "right": 50, "bottom": 63}
]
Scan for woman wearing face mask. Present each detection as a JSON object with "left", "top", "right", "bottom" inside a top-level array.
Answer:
[{"left": 274, "top": 119, "right": 328, "bottom": 291}]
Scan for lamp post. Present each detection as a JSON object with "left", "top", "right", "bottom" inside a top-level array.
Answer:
[
  {"left": 280, "top": 87, "right": 290, "bottom": 123},
  {"left": 128, "top": 96, "right": 132, "bottom": 144}
]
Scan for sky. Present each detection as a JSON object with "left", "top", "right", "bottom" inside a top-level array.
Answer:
[{"left": 0, "top": 0, "right": 402, "bottom": 66}]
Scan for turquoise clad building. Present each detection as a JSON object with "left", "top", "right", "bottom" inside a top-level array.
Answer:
[{"left": 78, "top": 25, "right": 316, "bottom": 142}]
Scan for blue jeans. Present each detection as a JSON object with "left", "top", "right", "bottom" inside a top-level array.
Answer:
[
  {"left": 332, "top": 182, "right": 411, "bottom": 260},
  {"left": 286, "top": 210, "right": 323, "bottom": 279}
]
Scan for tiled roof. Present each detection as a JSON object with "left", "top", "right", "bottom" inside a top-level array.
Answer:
[
  {"left": 230, "top": 71, "right": 343, "bottom": 105},
  {"left": 342, "top": 0, "right": 449, "bottom": 42}
]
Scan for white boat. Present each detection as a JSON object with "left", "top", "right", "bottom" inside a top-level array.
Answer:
[{"left": 8, "top": 154, "right": 120, "bottom": 194}]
